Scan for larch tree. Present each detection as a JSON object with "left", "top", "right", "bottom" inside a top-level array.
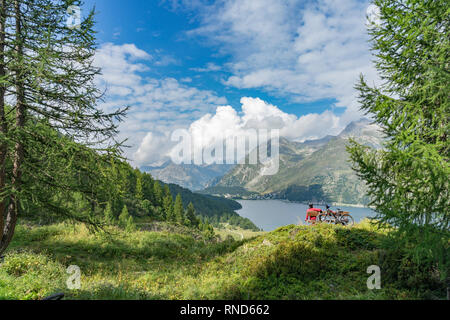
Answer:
[
  {"left": 185, "top": 202, "right": 198, "bottom": 227},
  {"left": 347, "top": 0, "right": 449, "bottom": 277},
  {"left": 163, "top": 193, "right": 174, "bottom": 222},
  {"left": 0, "top": 0, "right": 127, "bottom": 254},
  {"left": 173, "top": 193, "right": 185, "bottom": 225}
]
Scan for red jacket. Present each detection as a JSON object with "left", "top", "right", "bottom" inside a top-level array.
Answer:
[{"left": 306, "top": 208, "right": 321, "bottom": 221}]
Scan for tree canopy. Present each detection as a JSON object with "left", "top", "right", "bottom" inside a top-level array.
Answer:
[
  {"left": 348, "top": 0, "right": 449, "bottom": 278},
  {"left": 0, "top": 0, "right": 127, "bottom": 254}
]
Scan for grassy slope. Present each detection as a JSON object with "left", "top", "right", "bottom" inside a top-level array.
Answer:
[
  {"left": 0, "top": 220, "right": 441, "bottom": 300},
  {"left": 215, "top": 223, "right": 266, "bottom": 241}
]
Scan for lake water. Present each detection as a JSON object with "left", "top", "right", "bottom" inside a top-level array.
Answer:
[{"left": 236, "top": 200, "right": 377, "bottom": 231}]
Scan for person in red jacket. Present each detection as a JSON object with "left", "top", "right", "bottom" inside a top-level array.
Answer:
[{"left": 306, "top": 203, "right": 321, "bottom": 224}]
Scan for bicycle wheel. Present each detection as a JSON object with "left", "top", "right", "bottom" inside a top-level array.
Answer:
[
  {"left": 340, "top": 214, "right": 355, "bottom": 227},
  {"left": 318, "top": 213, "right": 325, "bottom": 223},
  {"left": 319, "top": 213, "right": 335, "bottom": 224}
]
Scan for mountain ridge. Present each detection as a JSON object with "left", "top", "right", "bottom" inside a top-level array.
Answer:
[
  {"left": 203, "top": 118, "right": 383, "bottom": 205},
  {"left": 142, "top": 162, "right": 234, "bottom": 191},
  {"left": 143, "top": 118, "right": 383, "bottom": 205}
]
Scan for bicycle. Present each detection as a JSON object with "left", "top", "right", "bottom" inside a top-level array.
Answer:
[{"left": 318, "top": 205, "right": 355, "bottom": 227}]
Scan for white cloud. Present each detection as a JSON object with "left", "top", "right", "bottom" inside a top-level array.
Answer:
[
  {"left": 94, "top": 43, "right": 227, "bottom": 164},
  {"left": 190, "top": 62, "right": 222, "bottom": 72},
  {"left": 138, "top": 97, "right": 343, "bottom": 166},
  {"left": 134, "top": 131, "right": 173, "bottom": 165},
  {"left": 154, "top": 55, "right": 180, "bottom": 66},
  {"left": 186, "top": 0, "right": 380, "bottom": 122},
  {"left": 97, "top": 1, "right": 382, "bottom": 167}
]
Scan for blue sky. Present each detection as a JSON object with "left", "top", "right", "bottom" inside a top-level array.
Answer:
[{"left": 82, "top": 0, "right": 379, "bottom": 166}]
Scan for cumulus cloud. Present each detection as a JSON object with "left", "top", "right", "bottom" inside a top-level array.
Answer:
[
  {"left": 185, "top": 0, "right": 380, "bottom": 122},
  {"left": 134, "top": 131, "right": 173, "bottom": 166},
  {"left": 137, "top": 97, "right": 343, "bottom": 166},
  {"left": 97, "top": 1, "right": 382, "bottom": 167},
  {"left": 94, "top": 43, "right": 228, "bottom": 164}
]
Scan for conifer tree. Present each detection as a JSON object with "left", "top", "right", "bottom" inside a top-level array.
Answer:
[
  {"left": 104, "top": 202, "right": 114, "bottom": 224},
  {"left": 136, "top": 175, "right": 144, "bottom": 202},
  {"left": 153, "top": 181, "right": 163, "bottom": 207},
  {"left": 347, "top": 0, "right": 449, "bottom": 277},
  {"left": 173, "top": 194, "right": 185, "bottom": 225},
  {"left": 163, "top": 185, "right": 171, "bottom": 198},
  {"left": 125, "top": 215, "right": 135, "bottom": 232},
  {"left": 118, "top": 205, "right": 130, "bottom": 227},
  {"left": 141, "top": 173, "right": 155, "bottom": 203},
  {"left": 163, "top": 194, "right": 174, "bottom": 222},
  {"left": 0, "top": 0, "right": 9, "bottom": 245},
  {"left": 185, "top": 202, "right": 198, "bottom": 227},
  {"left": 0, "top": 0, "right": 126, "bottom": 254}
]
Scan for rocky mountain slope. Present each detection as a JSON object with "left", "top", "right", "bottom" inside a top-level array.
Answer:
[
  {"left": 142, "top": 162, "right": 234, "bottom": 191},
  {"left": 203, "top": 119, "right": 384, "bottom": 205}
]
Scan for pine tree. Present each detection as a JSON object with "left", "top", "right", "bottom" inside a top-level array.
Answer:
[
  {"left": 0, "top": 0, "right": 9, "bottom": 246},
  {"left": 173, "top": 194, "right": 185, "bottom": 225},
  {"left": 163, "top": 185, "right": 171, "bottom": 198},
  {"left": 141, "top": 199, "right": 152, "bottom": 215},
  {"left": 347, "top": 0, "right": 449, "bottom": 277}
]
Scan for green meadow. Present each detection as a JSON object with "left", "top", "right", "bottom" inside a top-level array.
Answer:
[{"left": 0, "top": 219, "right": 445, "bottom": 300}]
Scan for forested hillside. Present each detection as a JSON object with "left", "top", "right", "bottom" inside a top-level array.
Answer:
[
  {"left": 16, "top": 130, "right": 258, "bottom": 232},
  {"left": 166, "top": 184, "right": 259, "bottom": 230}
]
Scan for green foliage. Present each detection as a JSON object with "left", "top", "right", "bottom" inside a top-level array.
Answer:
[
  {"left": 141, "top": 199, "right": 152, "bottom": 216},
  {"left": 168, "top": 183, "right": 242, "bottom": 215},
  {"left": 347, "top": 0, "right": 449, "bottom": 279},
  {"left": 2, "top": 220, "right": 445, "bottom": 300},
  {"left": 167, "top": 183, "right": 259, "bottom": 230},
  {"left": 201, "top": 222, "right": 215, "bottom": 241},
  {"left": 153, "top": 181, "right": 163, "bottom": 207},
  {"left": 126, "top": 216, "right": 136, "bottom": 232},
  {"left": 173, "top": 194, "right": 185, "bottom": 225},
  {"left": 0, "top": 0, "right": 127, "bottom": 254},
  {"left": 0, "top": 250, "right": 66, "bottom": 300},
  {"left": 135, "top": 175, "right": 144, "bottom": 201},
  {"left": 104, "top": 202, "right": 115, "bottom": 224},
  {"left": 185, "top": 202, "right": 199, "bottom": 227},
  {"left": 163, "top": 194, "right": 175, "bottom": 222},
  {"left": 118, "top": 205, "right": 130, "bottom": 228}
]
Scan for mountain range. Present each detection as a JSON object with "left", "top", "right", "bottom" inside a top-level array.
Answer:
[
  {"left": 143, "top": 119, "right": 384, "bottom": 205},
  {"left": 142, "top": 162, "right": 234, "bottom": 191}
]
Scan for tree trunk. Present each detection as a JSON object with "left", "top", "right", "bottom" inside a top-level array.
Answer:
[
  {"left": 0, "top": 0, "right": 24, "bottom": 254},
  {"left": 0, "top": 0, "right": 8, "bottom": 252}
]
